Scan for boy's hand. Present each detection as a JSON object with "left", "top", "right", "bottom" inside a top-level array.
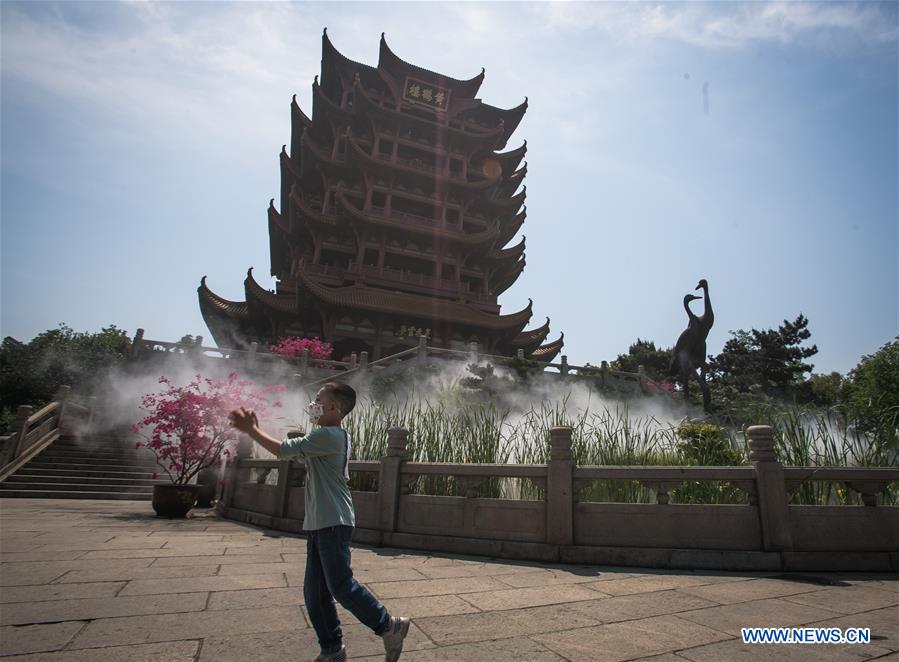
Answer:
[{"left": 229, "top": 408, "right": 258, "bottom": 434}]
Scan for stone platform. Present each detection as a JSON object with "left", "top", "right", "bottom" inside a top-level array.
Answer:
[{"left": 1, "top": 499, "right": 896, "bottom": 661}]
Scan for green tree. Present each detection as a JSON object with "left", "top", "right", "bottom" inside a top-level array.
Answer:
[
  {"left": 708, "top": 314, "right": 818, "bottom": 400},
  {"left": 841, "top": 337, "right": 899, "bottom": 435},
  {"left": 610, "top": 338, "right": 673, "bottom": 380},
  {"left": 0, "top": 324, "right": 131, "bottom": 428}
]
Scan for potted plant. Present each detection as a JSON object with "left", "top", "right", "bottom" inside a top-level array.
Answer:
[{"left": 132, "top": 372, "right": 283, "bottom": 517}]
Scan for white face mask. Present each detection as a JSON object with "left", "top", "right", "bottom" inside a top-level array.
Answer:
[{"left": 304, "top": 401, "right": 324, "bottom": 421}]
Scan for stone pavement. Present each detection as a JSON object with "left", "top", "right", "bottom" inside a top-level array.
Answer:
[{"left": 1, "top": 499, "right": 896, "bottom": 661}]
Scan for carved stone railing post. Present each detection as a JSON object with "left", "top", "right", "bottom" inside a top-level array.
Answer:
[
  {"left": 547, "top": 426, "right": 574, "bottom": 545},
  {"left": 601, "top": 360, "right": 609, "bottom": 386},
  {"left": 360, "top": 351, "right": 368, "bottom": 373},
  {"left": 469, "top": 341, "right": 479, "bottom": 365},
  {"left": 379, "top": 428, "right": 409, "bottom": 532},
  {"left": 638, "top": 365, "right": 646, "bottom": 391},
  {"left": 7, "top": 405, "right": 34, "bottom": 465},
  {"left": 248, "top": 342, "right": 258, "bottom": 367},
  {"left": 516, "top": 348, "right": 525, "bottom": 359},
  {"left": 192, "top": 336, "right": 204, "bottom": 358},
  {"left": 222, "top": 433, "right": 254, "bottom": 508},
  {"left": 54, "top": 385, "right": 71, "bottom": 433},
  {"left": 748, "top": 425, "right": 793, "bottom": 551},
  {"left": 130, "top": 328, "right": 145, "bottom": 359},
  {"left": 275, "top": 458, "right": 293, "bottom": 518},
  {"left": 417, "top": 336, "right": 427, "bottom": 365},
  {"left": 300, "top": 347, "right": 309, "bottom": 372},
  {"left": 560, "top": 355, "right": 569, "bottom": 376}
]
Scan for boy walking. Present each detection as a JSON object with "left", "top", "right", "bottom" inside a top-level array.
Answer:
[{"left": 229, "top": 382, "right": 410, "bottom": 662}]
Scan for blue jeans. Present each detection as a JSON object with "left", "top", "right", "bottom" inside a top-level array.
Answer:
[{"left": 305, "top": 525, "right": 390, "bottom": 654}]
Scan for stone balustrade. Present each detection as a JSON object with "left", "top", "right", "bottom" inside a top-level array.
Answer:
[{"left": 219, "top": 425, "right": 899, "bottom": 572}]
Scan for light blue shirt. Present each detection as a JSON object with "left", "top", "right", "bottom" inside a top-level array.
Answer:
[{"left": 279, "top": 426, "right": 355, "bottom": 530}]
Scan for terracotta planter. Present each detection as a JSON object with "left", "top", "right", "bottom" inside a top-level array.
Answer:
[{"left": 152, "top": 484, "right": 199, "bottom": 518}]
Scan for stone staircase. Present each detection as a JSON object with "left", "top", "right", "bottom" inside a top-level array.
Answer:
[{"left": 0, "top": 432, "right": 167, "bottom": 500}]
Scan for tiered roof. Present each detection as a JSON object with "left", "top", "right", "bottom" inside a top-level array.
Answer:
[{"left": 199, "top": 30, "right": 563, "bottom": 363}]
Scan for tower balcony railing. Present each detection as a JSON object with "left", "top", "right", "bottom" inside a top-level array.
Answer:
[
  {"left": 369, "top": 204, "right": 437, "bottom": 230},
  {"left": 373, "top": 152, "right": 469, "bottom": 183}
]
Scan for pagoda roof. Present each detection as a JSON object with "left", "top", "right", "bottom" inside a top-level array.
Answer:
[
  {"left": 291, "top": 95, "right": 312, "bottom": 130},
  {"left": 495, "top": 141, "right": 527, "bottom": 175},
  {"left": 289, "top": 189, "right": 339, "bottom": 229},
  {"left": 280, "top": 145, "right": 302, "bottom": 180},
  {"left": 351, "top": 79, "right": 504, "bottom": 149},
  {"left": 493, "top": 256, "right": 526, "bottom": 295},
  {"left": 245, "top": 268, "right": 298, "bottom": 314},
  {"left": 497, "top": 164, "right": 527, "bottom": 198},
  {"left": 378, "top": 33, "right": 485, "bottom": 99},
  {"left": 497, "top": 208, "right": 526, "bottom": 246},
  {"left": 346, "top": 132, "right": 497, "bottom": 194},
  {"left": 335, "top": 190, "right": 500, "bottom": 246},
  {"left": 511, "top": 316, "right": 551, "bottom": 349},
  {"left": 198, "top": 276, "right": 249, "bottom": 319},
  {"left": 484, "top": 186, "right": 526, "bottom": 212},
  {"left": 321, "top": 28, "right": 381, "bottom": 92},
  {"left": 488, "top": 235, "right": 526, "bottom": 261},
  {"left": 531, "top": 333, "right": 564, "bottom": 362},
  {"left": 302, "top": 128, "right": 354, "bottom": 179},
  {"left": 297, "top": 267, "right": 532, "bottom": 332},
  {"left": 461, "top": 98, "right": 528, "bottom": 150}
]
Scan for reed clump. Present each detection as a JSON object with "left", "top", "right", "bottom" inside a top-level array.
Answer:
[{"left": 341, "top": 379, "right": 896, "bottom": 505}]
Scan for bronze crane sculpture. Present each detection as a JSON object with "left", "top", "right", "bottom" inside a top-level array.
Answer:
[{"left": 669, "top": 279, "right": 714, "bottom": 412}]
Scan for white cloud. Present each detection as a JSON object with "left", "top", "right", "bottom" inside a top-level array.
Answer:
[{"left": 533, "top": 1, "right": 897, "bottom": 49}]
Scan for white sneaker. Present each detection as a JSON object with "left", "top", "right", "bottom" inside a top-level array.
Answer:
[
  {"left": 382, "top": 616, "right": 410, "bottom": 662},
  {"left": 313, "top": 645, "right": 346, "bottom": 662}
]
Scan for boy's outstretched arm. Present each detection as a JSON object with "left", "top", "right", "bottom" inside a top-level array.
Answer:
[{"left": 229, "top": 408, "right": 283, "bottom": 457}]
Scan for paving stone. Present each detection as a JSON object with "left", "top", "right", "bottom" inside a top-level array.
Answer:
[
  {"left": 494, "top": 569, "right": 610, "bottom": 588},
  {"left": 79, "top": 548, "right": 227, "bottom": 560},
  {"left": 380, "top": 594, "right": 481, "bottom": 618},
  {"left": 677, "top": 597, "right": 844, "bottom": 636},
  {"left": 0, "top": 621, "right": 85, "bottom": 656},
  {"left": 367, "top": 576, "right": 511, "bottom": 599},
  {"left": 582, "top": 574, "right": 719, "bottom": 596},
  {"left": 215, "top": 562, "right": 292, "bottom": 576},
  {"left": 207, "top": 587, "right": 303, "bottom": 610},
  {"left": 812, "top": 606, "right": 899, "bottom": 648},
  {"left": 1, "top": 592, "right": 208, "bottom": 626},
  {"left": 150, "top": 552, "right": 286, "bottom": 566},
  {"left": 353, "top": 566, "right": 430, "bottom": 583},
  {"left": 782, "top": 584, "right": 899, "bottom": 615},
  {"left": 414, "top": 604, "right": 602, "bottom": 646},
  {"left": 413, "top": 563, "right": 545, "bottom": 580},
  {"left": 677, "top": 637, "right": 893, "bottom": 661},
  {"left": 564, "top": 590, "right": 723, "bottom": 623},
  {"left": 69, "top": 606, "right": 305, "bottom": 648},
  {"left": 0, "top": 581, "right": 126, "bottom": 604},
  {"left": 459, "top": 583, "right": 609, "bottom": 611},
  {"left": 1, "top": 551, "right": 89, "bottom": 563},
  {"left": 393, "top": 635, "right": 566, "bottom": 661},
  {"left": 0, "top": 640, "right": 200, "bottom": 661},
  {"left": 118, "top": 573, "right": 287, "bottom": 596},
  {"left": 55, "top": 564, "right": 220, "bottom": 583},
  {"left": 532, "top": 614, "right": 731, "bottom": 661},
  {"left": 198, "top": 621, "right": 433, "bottom": 662},
  {"left": 0, "top": 566, "right": 71, "bottom": 586},
  {"left": 679, "top": 578, "right": 823, "bottom": 605}
]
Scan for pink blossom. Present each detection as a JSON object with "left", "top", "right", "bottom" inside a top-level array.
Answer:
[{"left": 131, "top": 372, "right": 284, "bottom": 485}]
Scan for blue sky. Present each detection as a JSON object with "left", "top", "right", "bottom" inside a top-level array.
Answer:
[{"left": 2, "top": 1, "right": 896, "bottom": 375}]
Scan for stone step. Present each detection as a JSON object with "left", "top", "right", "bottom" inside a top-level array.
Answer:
[
  {"left": 34, "top": 453, "right": 152, "bottom": 467},
  {"left": 0, "top": 490, "right": 153, "bottom": 500},
  {"left": 22, "top": 461, "right": 159, "bottom": 472},
  {"left": 4, "top": 474, "right": 167, "bottom": 486},
  {"left": 15, "top": 467, "right": 159, "bottom": 480},
  {"left": 0, "top": 481, "right": 154, "bottom": 494}
]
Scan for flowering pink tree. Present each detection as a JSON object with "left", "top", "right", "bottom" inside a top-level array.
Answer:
[
  {"left": 269, "top": 336, "right": 333, "bottom": 361},
  {"left": 132, "top": 372, "right": 284, "bottom": 484}
]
